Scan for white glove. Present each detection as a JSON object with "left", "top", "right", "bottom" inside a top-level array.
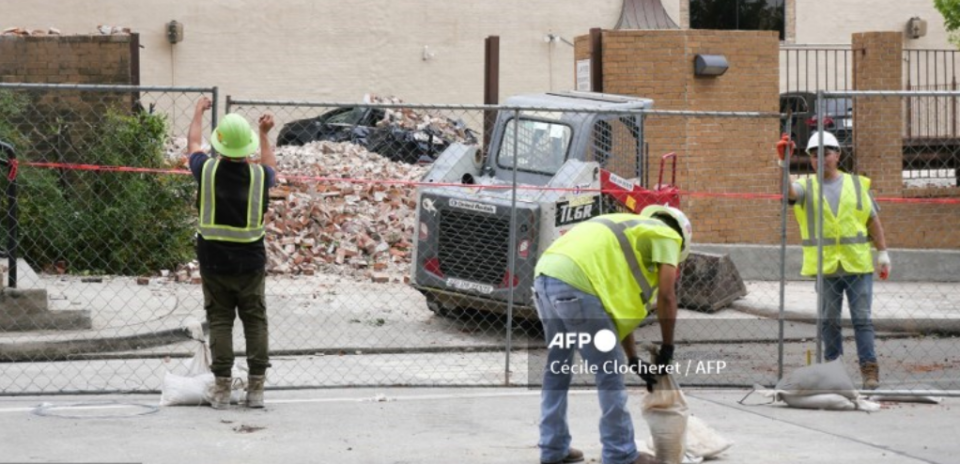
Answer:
[{"left": 877, "top": 250, "right": 891, "bottom": 280}]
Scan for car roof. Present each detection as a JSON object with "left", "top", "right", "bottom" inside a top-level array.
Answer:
[{"left": 504, "top": 91, "right": 654, "bottom": 110}]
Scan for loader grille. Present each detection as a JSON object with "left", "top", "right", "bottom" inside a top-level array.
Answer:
[{"left": 437, "top": 210, "right": 510, "bottom": 285}]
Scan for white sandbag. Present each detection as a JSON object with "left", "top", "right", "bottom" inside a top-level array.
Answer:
[
  {"left": 160, "top": 319, "right": 246, "bottom": 406},
  {"left": 647, "top": 415, "right": 733, "bottom": 461},
  {"left": 642, "top": 373, "right": 688, "bottom": 464},
  {"left": 685, "top": 415, "right": 733, "bottom": 459},
  {"left": 780, "top": 393, "right": 856, "bottom": 410},
  {"left": 775, "top": 360, "right": 857, "bottom": 399},
  {"left": 160, "top": 371, "right": 214, "bottom": 407}
]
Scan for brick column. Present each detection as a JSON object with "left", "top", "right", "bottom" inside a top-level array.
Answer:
[{"left": 852, "top": 32, "right": 903, "bottom": 196}]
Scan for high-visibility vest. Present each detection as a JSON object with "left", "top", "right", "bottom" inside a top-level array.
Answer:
[
  {"left": 543, "top": 213, "right": 681, "bottom": 340},
  {"left": 793, "top": 173, "right": 874, "bottom": 276},
  {"left": 198, "top": 158, "right": 266, "bottom": 243}
]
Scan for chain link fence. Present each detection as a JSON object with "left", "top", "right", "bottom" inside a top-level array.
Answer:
[{"left": 0, "top": 85, "right": 958, "bottom": 395}]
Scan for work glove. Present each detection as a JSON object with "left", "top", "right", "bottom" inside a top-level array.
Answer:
[
  {"left": 776, "top": 133, "right": 795, "bottom": 167},
  {"left": 655, "top": 344, "right": 675, "bottom": 369},
  {"left": 628, "top": 356, "right": 658, "bottom": 393},
  {"left": 877, "top": 250, "right": 892, "bottom": 280}
]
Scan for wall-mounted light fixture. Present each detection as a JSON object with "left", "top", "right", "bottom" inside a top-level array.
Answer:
[
  {"left": 906, "top": 17, "right": 927, "bottom": 39},
  {"left": 166, "top": 20, "right": 183, "bottom": 44},
  {"left": 694, "top": 54, "right": 728, "bottom": 77}
]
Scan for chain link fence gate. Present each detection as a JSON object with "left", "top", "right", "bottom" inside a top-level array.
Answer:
[
  {"left": 809, "top": 90, "right": 960, "bottom": 394},
  {"left": 0, "top": 83, "right": 217, "bottom": 393},
  {"left": 2, "top": 86, "right": 959, "bottom": 395}
]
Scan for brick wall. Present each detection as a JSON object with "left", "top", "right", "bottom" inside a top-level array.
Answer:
[
  {"left": 576, "top": 29, "right": 784, "bottom": 245},
  {"left": 574, "top": 28, "right": 960, "bottom": 250},
  {"left": 0, "top": 35, "right": 134, "bottom": 85},
  {"left": 851, "top": 32, "right": 960, "bottom": 250},
  {"left": 0, "top": 34, "right": 136, "bottom": 162}
]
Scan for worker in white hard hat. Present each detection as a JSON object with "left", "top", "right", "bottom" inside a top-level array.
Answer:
[
  {"left": 779, "top": 131, "right": 890, "bottom": 389},
  {"left": 185, "top": 97, "right": 278, "bottom": 408},
  {"left": 532, "top": 205, "right": 692, "bottom": 464}
]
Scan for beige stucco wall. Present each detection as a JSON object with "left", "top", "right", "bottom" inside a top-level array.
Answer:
[
  {"left": 1, "top": 0, "right": 622, "bottom": 103},
  {"left": 795, "top": 0, "right": 952, "bottom": 48},
  {"left": 2, "top": 0, "right": 954, "bottom": 103}
]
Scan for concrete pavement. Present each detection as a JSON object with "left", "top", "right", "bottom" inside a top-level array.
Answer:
[{"left": 0, "top": 387, "right": 955, "bottom": 464}]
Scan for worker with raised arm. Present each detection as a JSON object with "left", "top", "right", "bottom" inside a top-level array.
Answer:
[
  {"left": 186, "top": 97, "right": 278, "bottom": 408},
  {"left": 533, "top": 205, "right": 692, "bottom": 464},
  {"left": 777, "top": 131, "right": 890, "bottom": 389}
]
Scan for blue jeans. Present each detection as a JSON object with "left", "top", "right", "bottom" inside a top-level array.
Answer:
[
  {"left": 818, "top": 274, "right": 876, "bottom": 366},
  {"left": 535, "top": 276, "right": 639, "bottom": 464}
]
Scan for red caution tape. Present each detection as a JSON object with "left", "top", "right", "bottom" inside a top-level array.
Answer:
[
  {"left": 7, "top": 159, "right": 17, "bottom": 181},
  {"left": 16, "top": 161, "right": 960, "bottom": 205}
]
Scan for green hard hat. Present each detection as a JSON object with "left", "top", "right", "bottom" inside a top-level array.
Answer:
[{"left": 210, "top": 113, "right": 259, "bottom": 158}]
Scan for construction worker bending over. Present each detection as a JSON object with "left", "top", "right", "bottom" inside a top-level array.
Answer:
[
  {"left": 186, "top": 97, "right": 278, "bottom": 408},
  {"left": 779, "top": 131, "right": 891, "bottom": 389},
  {"left": 534, "top": 205, "right": 692, "bottom": 464}
]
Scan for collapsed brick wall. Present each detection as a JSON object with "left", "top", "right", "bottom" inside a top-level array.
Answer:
[{"left": 575, "top": 29, "right": 960, "bottom": 250}]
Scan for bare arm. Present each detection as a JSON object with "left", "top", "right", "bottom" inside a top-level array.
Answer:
[
  {"left": 656, "top": 263, "right": 678, "bottom": 346},
  {"left": 783, "top": 176, "right": 799, "bottom": 202},
  {"left": 867, "top": 214, "right": 887, "bottom": 251},
  {"left": 186, "top": 97, "right": 212, "bottom": 157},
  {"left": 620, "top": 331, "right": 637, "bottom": 360},
  {"left": 257, "top": 113, "right": 277, "bottom": 171}
]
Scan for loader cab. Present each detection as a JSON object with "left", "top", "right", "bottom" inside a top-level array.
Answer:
[{"left": 485, "top": 91, "right": 653, "bottom": 186}]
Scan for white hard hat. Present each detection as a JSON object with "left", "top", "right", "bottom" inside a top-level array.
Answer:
[
  {"left": 806, "top": 131, "right": 840, "bottom": 155},
  {"left": 640, "top": 204, "right": 693, "bottom": 263}
]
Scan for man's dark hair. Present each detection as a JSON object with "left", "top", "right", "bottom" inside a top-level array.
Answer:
[{"left": 652, "top": 212, "right": 685, "bottom": 248}]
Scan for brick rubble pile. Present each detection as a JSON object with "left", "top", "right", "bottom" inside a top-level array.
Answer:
[{"left": 262, "top": 141, "right": 426, "bottom": 282}]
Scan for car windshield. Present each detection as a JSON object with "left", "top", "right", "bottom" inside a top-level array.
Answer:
[
  {"left": 497, "top": 118, "right": 572, "bottom": 175},
  {"left": 325, "top": 107, "right": 367, "bottom": 125},
  {"left": 822, "top": 98, "right": 852, "bottom": 116}
]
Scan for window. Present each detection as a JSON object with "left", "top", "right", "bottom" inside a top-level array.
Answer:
[
  {"left": 690, "top": 0, "right": 785, "bottom": 40},
  {"left": 324, "top": 107, "right": 366, "bottom": 125},
  {"left": 780, "top": 96, "right": 809, "bottom": 114},
  {"left": 497, "top": 118, "right": 572, "bottom": 175}
]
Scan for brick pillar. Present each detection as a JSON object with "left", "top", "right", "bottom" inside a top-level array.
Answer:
[{"left": 852, "top": 32, "right": 903, "bottom": 196}]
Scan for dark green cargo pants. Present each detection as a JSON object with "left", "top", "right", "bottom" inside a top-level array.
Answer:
[{"left": 201, "top": 270, "right": 269, "bottom": 377}]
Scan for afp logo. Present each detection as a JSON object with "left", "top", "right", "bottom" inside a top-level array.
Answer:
[{"left": 547, "top": 329, "right": 618, "bottom": 353}]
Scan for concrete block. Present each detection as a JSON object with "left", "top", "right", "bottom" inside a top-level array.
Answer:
[{"left": 678, "top": 251, "right": 747, "bottom": 313}]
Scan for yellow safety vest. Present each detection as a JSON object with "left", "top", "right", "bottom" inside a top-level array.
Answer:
[
  {"left": 793, "top": 173, "right": 874, "bottom": 276},
  {"left": 198, "top": 159, "right": 266, "bottom": 243},
  {"left": 544, "top": 213, "right": 681, "bottom": 340}
]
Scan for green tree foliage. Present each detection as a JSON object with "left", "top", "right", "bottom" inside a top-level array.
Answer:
[
  {"left": 0, "top": 91, "right": 195, "bottom": 275},
  {"left": 934, "top": 0, "right": 960, "bottom": 46}
]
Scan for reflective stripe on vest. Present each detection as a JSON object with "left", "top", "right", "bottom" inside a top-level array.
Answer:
[
  {"left": 793, "top": 173, "right": 874, "bottom": 276},
  {"left": 591, "top": 217, "right": 662, "bottom": 309},
  {"left": 800, "top": 176, "right": 867, "bottom": 247},
  {"left": 198, "top": 159, "right": 266, "bottom": 242}
]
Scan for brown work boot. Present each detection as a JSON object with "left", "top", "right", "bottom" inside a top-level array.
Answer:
[
  {"left": 541, "top": 447, "right": 584, "bottom": 464},
  {"left": 246, "top": 375, "right": 265, "bottom": 409},
  {"left": 861, "top": 362, "right": 880, "bottom": 390},
  {"left": 210, "top": 376, "right": 232, "bottom": 409}
]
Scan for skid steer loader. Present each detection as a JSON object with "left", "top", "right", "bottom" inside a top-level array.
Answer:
[{"left": 410, "top": 91, "right": 744, "bottom": 319}]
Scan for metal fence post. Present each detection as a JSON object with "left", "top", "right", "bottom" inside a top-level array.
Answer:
[
  {"left": 504, "top": 108, "right": 521, "bottom": 386},
  {"left": 1, "top": 141, "right": 16, "bottom": 289},
  {"left": 815, "top": 90, "right": 826, "bottom": 364},
  {"left": 212, "top": 87, "right": 220, "bottom": 129},
  {"left": 777, "top": 114, "right": 793, "bottom": 380}
]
